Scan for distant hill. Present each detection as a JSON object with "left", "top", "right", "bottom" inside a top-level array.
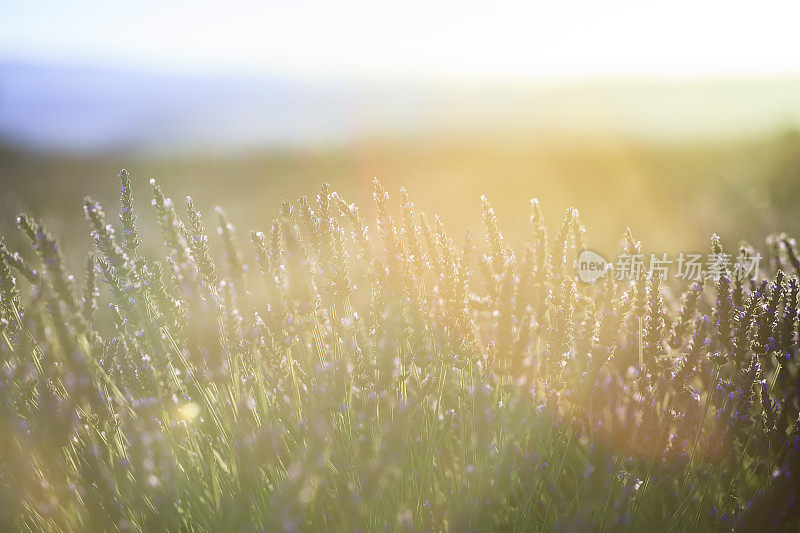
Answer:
[{"left": 2, "top": 61, "right": 800, "bottom": 153}]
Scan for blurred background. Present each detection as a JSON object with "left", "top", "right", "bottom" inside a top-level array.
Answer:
[{"left": 3, "top": 0, "right": 800, "bottom": 260}]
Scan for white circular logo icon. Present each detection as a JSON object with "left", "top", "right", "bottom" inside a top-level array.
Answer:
[{"left": 577, "top": 249, "right": 609, "bottom": 283}]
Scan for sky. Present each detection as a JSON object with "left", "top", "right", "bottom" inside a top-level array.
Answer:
[{"left": 3, "top": 0, "right": 800, "bottom": 82}]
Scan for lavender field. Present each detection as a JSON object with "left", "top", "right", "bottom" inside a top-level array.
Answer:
[{"left": 1, "top": 169, "right": 799, "bottom": 530}]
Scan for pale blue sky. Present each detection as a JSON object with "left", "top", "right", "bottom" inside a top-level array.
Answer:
[{"left": 3, "top": 0, "right": 800, "bottom": 81}]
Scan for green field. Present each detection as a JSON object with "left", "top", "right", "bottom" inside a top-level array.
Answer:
[{"left": 2, "top": 136, "right": 800, "bottom": 529}]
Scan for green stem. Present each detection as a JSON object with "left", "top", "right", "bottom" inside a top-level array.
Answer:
[
  {"left": 542, "top": 430, "right": 574, "bottom": 528},
  {"left": 668, "top": 364, "right": 719, "bottom": 529}
]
